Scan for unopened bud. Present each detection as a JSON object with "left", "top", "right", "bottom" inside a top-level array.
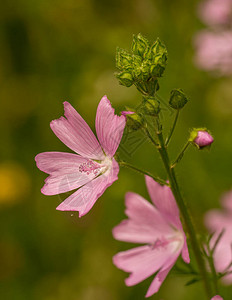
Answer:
[
  {"left": 150, "top": 38, "right": 167, "bottom": 57},
  {"left": 132, "top": 33, "right": 150, "bottom": 57},
  {"left": 116, "top": 48, "right": 133, "bottom": 70},
  {"left": 122, "top": 111, "right": 144, "bottom": 131},
  {"left": 150, "top": 60, "right": 165, "bottom": 77},
  {"left": 169, "top": 89, "right": 189, "bottom": 109},
  {"left": 189, "top": 128, "right": 214, "bottom": 149},
  {"left": 149, "top": 39, "right": 168, "bottom": 77},
  {"left": 115, "top": 71, "right": 133, "bottom": 87},
  {"left": 142, "top": 97, "right": 160, "bottom": 116}
]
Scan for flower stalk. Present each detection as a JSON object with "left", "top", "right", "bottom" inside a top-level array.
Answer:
[
  {"left": 149, "top": 118, "right": 214, "bottom": 299},
  {"left": 165, "top": 110, "right": 179, "bottom": 146},
  {"left": 171, "top": 141, "right": 190, "bottom": 168}
]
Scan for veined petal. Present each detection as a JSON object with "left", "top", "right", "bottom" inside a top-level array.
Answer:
[
  {"left": 95, "top": 95, "right": 126, "bottom": 157},
  {"left": 56, "top": 158, "right": 119, "bottom": 216},
  {"left": 35, "top": 152, "right": 96, "bottom": 175},
  {"left": 113, "top": 240, "right": 181, "bottom": 287},
  {"left": 113, "top": 192, "right": 175, "bottom": 244},
  {"left": 145, "top": 176, "right": 182, "bottom": 229},
  {"left": 50, "top": 102, "right": 104, "bottom": 160},
  {"left": 35, "top": 152, "right": 101, "bottom": 195}
]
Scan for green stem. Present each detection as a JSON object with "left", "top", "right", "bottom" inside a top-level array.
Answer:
[
  {"left": 152, "top": 128, "right": 213, "bottom": 299},
  {"left": 171, "top": 141, "right": 190, "bottom": 168},
  {"left": 143, "top": 127, "right": 159, "bottom": 147},
  {"left": 165, "top": 110, "right": 179, "bottom": 146},
  {"left": 119, "top": 161, "right": 168, "bottom": 186}
]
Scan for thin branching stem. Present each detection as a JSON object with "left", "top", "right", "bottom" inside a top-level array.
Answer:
[
  {"left": 165, "top": 110, "right": 179, "bottom": 146},
  {"left": 119, "top": 161, "right": 169, "bottom": 186}
]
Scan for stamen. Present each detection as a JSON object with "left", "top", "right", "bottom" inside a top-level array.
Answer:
[
  {"left": 79, "top": 161, "right": 101, "bottom": 176},
  {"left": 151, "top": 238, "right": 169, "bottom": 250}
]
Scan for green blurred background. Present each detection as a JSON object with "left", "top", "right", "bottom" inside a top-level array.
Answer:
[{"left": 0, "top": 0, "right": 232, "bottom": 299}]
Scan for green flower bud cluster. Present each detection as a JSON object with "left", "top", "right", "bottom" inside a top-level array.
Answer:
[{"left": 115, "top": 34, "right": 168, "bottom": 95}]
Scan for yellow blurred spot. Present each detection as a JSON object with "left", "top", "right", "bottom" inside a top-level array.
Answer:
[{"left": 0, "top": 162, "right": 30, "bottom": 206}]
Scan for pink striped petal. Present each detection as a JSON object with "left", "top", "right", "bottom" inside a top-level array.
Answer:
[
  {"left": 50, "top": 102, "right": 104, "bottom": 160},
  {"left": 35, "top": 152, "right": 95, "bottom": 175},
  {"left": 113, "top": 192, "right": 175, "bottom": 244},
  {"left": 95, "top": 96, "right": 126, "bottom": 157},
  {"left": 113, "top": 241, "right": 181, "bottom": 287},
  {"left": 35, "top": 152, "right": 100, "bottom": 195},
  {"left": 145, "top": 176, "right": 183, "bottom": 230},
  {"left": 56, "top": 158, "right": 119, "bottom": 216}
]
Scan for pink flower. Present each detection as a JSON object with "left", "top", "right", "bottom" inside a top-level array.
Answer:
[
  {"left": 194, "top": 30, "right": 232, "bottom": 76},
  {"left": 35, "top": 96, "right": 126, "bottom": 217},
  {"left": 198, "top": 0, "right": 232, "bottom": 27},
  {"left": 113, "top": 176, "right": 190, "bottom": 297},
  {"left": 211, "top": 296, "right": 223, "bottom": 300},
  {"left": 205, "top": 191, "right": 232, "bottom": 284}
]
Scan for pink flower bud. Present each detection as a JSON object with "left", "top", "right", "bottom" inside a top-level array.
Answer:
[
  {"left": 211, "top": 295, "right": 223, "bottom": 300},
  {"left": 189, "top": 128, "right": 214, "bottom": 149},
  {"left": 194, "top": 130, "right": 214, "bottom": 148}
]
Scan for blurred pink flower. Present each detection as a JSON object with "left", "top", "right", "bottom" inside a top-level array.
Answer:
[
  {"left": 194, "top": 30, "right": 232, "bottom": 75},
  {"left": 198, "top": 0, "right": 232, "bottom": 27},
  {"left": 113, "top": 176, "right": 190, "bottom": 297},
  {"left": 211, "top": 296, "right": 223, "bottom": 300},
  {"left": 35, "top": 96, "right": 126, "bottom": 217},
  {"left": 205, "top": 191, "right": 232, "bottom": 284}
]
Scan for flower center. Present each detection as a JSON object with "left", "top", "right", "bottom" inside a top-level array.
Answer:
[
  {"left": 151, "top": 231, "right": 184, "bottom": 251},
  {"left": 79, "top": 161, "right": 102, "bottom": 176},
  {"left": 152, "top": 237, "right": 169, "bottom": 250},
  {"left": 79, "top": 157, "right": 112, "bottom": 177}
]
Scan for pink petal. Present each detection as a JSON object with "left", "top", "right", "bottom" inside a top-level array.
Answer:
[
  {"left": 145, "top": 176, "right": 180, "bottom": 228},
  {"left": 113, "top": 241, "right": 181, "bottom": 287},
  {"left": 35, "top": 152, "right": 99, "bottom": 195},
  {"left": 50, "top": 102, "right": 104, "bottom": 160},
  {"left": 95, "top": 95, "right": 126, "bottom": 157},
  {"left": 56, "top": 158, "right": 119, "bottom": 216},
  {"left": 145, "top": 263, "right": 174, "bottom": 297},
  {"left": 113, "top": 192, "right": 175, "bottom": 244},
  {"left": 181, "top": 238, "right": 190, "bottom": 264},
  {"left": 205, "top": 210, "right": 232, "bottom": 281},
  {"left": 205, "top": 210, "right": 232, "bottom": 233},
  {"left": 35, "top": 151, "right": 94, "bottom": 175},
  {"left": 221, "top": 190, "right": 232, "bottom": 212},
  {"left": 145, "top": 176, "right": 190, "bottom": 263},
  {"left": 222, "top": 272, "right": 232, "bottom": 285}
]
